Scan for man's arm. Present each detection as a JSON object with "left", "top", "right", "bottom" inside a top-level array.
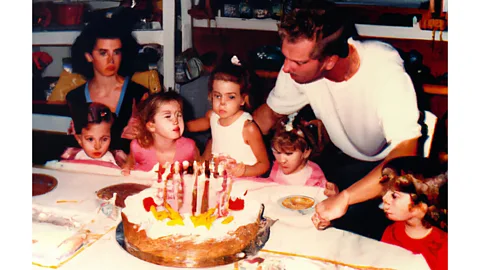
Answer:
[
  {"left": 345, "top": 137, "right": 419, "bottom": 204},
  {"left": 314, "top": 137, "right": 419, "bottom": 223},
  {"left": 252, "top": 103, "right": 284, "bottom": 135}
]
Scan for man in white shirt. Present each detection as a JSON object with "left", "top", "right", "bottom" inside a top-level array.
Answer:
[{"left": 253, "top": 2, "right": 427, "bottom": 239}]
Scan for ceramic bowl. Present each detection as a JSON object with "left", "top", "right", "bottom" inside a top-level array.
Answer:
[{"left": 278, "top": 195, "right": 316, "bottom": 215}]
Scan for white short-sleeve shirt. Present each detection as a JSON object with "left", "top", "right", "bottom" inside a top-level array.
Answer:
[{"left": 267, "top": 39, "right": 421, "bottom": 161}]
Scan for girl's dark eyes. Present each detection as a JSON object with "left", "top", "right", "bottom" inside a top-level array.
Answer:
[
  {"left": 102, "top": 137, "right": 110, "bottom": 142},
  {"left": 86, "top": 138, "right": 94, "bottom": 142},
  {"left": 392, "top": 193, "right": 398, "bottom": 199},
  {"left": 229, "top": 95, "right": 235, "bottom": 100}
]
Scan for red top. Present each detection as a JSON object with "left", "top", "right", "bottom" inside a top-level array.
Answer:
[
  {"left": 130, "top": 137, "right": 197, "bottom": 171},
  {"left": 381, "top": 221, "right": 448, "bottom": 270}
]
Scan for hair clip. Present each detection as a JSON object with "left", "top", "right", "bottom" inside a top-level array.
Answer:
[
  {"left": 231, "top": 55, "right": 242, "bottom": 66},
  {"left": 284, "top": 112, "right": 298, "bottom": 132}
]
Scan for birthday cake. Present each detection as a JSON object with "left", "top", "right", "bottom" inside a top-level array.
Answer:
[{"left": 121, "top": 160, "right": 264, "bottom": 268}]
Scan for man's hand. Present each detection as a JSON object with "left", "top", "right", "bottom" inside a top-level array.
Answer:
[
  {"left": 313, "top": 190, "right": 350, "bottom": 229},
  {"left": 311, "top": 212, "right": 331, "bottom": 230}
]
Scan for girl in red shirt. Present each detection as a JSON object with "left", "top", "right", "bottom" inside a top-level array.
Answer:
[{"left": 380, "top": 157, "right": 448, "bottom": 270}]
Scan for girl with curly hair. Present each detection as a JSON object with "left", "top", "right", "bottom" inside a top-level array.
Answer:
[
  {"left": 122, "top": 92, "right": 200, "bottom": 175},
  {"left": 380, "top": 156, "right": 447, "bottom": 270}
]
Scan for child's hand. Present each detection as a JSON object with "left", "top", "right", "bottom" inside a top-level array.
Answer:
[
  {"left": 67, "top": 120, "right": 76, "bottom": 135},
  {"left": 227, "top": 162, "right": 246, "bottom": 177},
  {"left": 61, "top": 147, "right": 81, "bottom": 160},
  {"left": 121, "top": 168, "right": 131, "bottom": 176},
  {"left": 324, "top": 182, "right": 339, "bottom": 197},
  {"left": 121, "top": 117, "right": 141, "bottom": 139},
  {"left": 113, "top": 150, "right": 128, "bottom": 168}
]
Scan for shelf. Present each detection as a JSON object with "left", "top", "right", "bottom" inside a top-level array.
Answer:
[
  {"left": 424, "top": 84, "right": 448, "bottom": 96},
  {"left": 32, "top": 29, "right": 163, "bottom": 46},
  {"left": 193, "top": 17, "right": 448, "bottom": 41}
]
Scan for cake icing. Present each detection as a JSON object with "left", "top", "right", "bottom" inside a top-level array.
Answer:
[
  {"left": 123, "top": 186, "right": 260, "bottom": 242},
  {"left": 121, "top": 160, "right": 265, "bottom": 267}
]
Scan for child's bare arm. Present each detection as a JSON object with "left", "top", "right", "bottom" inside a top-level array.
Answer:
[
  {"left": 199, "top": 139, "right": 213, "bottom": 163},
  {"left": 121, "top": 151, "right": 135, "bottom": 176},
  {"left": 186, "top": 110, "right": 212, "bottom": 132},
  {"left": 231, "top": 121, "right": 270, "bottom": 177},
  {"left": 193, "top": 145, "right": 201, "bottom": 161}
]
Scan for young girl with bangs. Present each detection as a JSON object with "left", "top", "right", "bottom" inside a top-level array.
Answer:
[
  {"left": 268, "top": 113, "right": 338, "bottom": 196},
  {"left": 122, "top": 91, "right": 200, "bottom": 175},
  {"left": 66, "top": 102, "right": 118, "bottom": 166},
  {"left": 187, "top": 55, "right": 269, "bottom": 178}
]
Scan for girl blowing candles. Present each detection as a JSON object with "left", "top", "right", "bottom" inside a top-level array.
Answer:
[
  {"left": 187, "top": 55, "right": 269, "bottom": 178},
  {"left": 122, "top": 92, "right": 200, "bottom": 175},
  {"left": 380, "top": 156, "right": 447, "bottom": 270},
  {"left": 69, "top": 102, "right": 117, "bottom": 166}
]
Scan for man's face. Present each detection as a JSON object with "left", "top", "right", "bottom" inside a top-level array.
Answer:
[{"left": 281, "top": 38, "right": 329, "bottom": 84}]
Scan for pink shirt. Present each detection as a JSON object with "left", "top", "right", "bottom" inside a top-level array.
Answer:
[
  {"left": 268, "top": 160, "right": 327, "bottom": 187},
  {"left": 130, "top": 137, "right": 197, "bottom": 171}
]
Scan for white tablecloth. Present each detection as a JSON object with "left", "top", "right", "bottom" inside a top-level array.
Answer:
[{"left": 31, "top": 167, "right": 430, "bottom": 270}]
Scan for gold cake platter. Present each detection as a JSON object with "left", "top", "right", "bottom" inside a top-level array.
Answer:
[{"left": 115, "top": 205, "right": 277, "bottom": 268}]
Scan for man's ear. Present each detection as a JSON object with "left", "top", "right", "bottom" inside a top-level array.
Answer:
[
  {"left": 85, "top": 52, "right": 93, "bottom": 63},
  {"left": 146, "top": 121, "right": 155, "bottom": 133},
  {"left": 325, "top": 55, "right": 339, "bottom": 71},
  {"left": 74, "top": 134, "right": 83, "bottom": 147}
]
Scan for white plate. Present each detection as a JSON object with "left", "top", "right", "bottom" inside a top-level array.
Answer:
[{"left": 249, "top": 185, "right": 327, "bottom": 227}]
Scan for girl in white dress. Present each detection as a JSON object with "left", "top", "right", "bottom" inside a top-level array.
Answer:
[{"left": 187, "top": 56, "right": 269, "bottom": 177}]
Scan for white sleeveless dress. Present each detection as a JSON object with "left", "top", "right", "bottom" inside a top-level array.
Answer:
[{"left": 210, "top": 111, "right": 257, "bottom": 165}]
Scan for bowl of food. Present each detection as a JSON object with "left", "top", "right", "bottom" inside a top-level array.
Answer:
[{"left": 278, "top": 195, "right": 316, "bottom": 215}]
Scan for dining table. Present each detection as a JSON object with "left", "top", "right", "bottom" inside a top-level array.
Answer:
[{"left": 32, "top": 165, "right": 431, "bottom": 270}]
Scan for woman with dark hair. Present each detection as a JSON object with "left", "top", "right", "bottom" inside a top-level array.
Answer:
[{"left": 66, "top": 15, "right": 149, "bottom": 152}]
